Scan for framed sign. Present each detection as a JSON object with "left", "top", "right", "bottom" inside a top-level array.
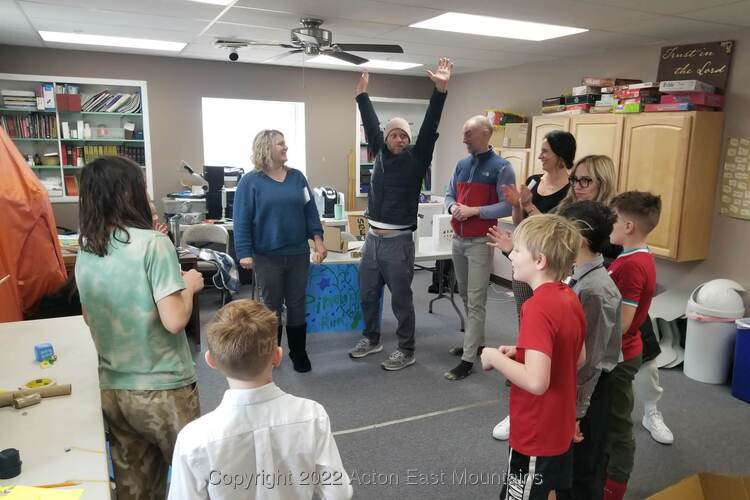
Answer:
[{"left": 657, "top": 40, "right": 734, "bottom": 92}]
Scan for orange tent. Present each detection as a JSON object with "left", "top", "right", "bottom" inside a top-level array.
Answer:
[{"left": 0, "top": 127, "right": 67, "bottom": 322}]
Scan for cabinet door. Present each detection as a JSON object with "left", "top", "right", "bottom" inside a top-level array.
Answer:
[
  {"left": 570, "top": 114, "right": 624, "bottom": 180},
  {"left": 619, "top": 114, "right": 692, "bottom": 259},
  {"left": 499, "top": 148, "right": 528, "bottom": 186},
  {"left": 529, "top": 116, "right": 570, "bottom": 176}
]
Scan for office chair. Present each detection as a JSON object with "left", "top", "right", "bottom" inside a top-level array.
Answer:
[{"left": 181, "top": 224, "right": 233, "bottom": 305}]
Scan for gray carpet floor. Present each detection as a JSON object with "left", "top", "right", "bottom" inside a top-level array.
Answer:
[{"left": 193, "top": 271, "right": 750, "bottom": 499}]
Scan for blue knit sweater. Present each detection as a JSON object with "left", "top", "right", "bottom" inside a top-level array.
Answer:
[{"left": 233, "top": 168, "right": 323, "bottom": 259}]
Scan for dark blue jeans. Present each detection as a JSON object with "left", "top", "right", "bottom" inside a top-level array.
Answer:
[{"left": 253, "top": 253, "right": 309, "bottom": 327}]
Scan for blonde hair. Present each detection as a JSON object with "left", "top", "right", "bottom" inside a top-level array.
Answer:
[
  {"left": 207, "top": 300, "right": 278, "bottom": 380},
  {"left": 513, "top": 214, "right": 581, "bottom": 282},
  {"left": 557, "top": 155, "right": 617, "bottom": 211},
  {"left": 252, "top": 129, "right": 283, "bottom": 172}
]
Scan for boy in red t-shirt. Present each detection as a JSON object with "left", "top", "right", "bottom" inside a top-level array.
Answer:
[
  {"left": 603, "top": 191, "right": 661, "bottom": 500},
  {"left": 482, "top": 214, "right": 586, "bottom": 500}
]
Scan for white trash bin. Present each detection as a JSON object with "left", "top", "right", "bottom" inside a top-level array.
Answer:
[{"left": 684, "top": 279, "right": 746, "bottom": 384}]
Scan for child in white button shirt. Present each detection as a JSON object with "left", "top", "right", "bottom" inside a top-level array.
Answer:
[{"left": 168, "top": 299, "right": 353, "bottom": 500}]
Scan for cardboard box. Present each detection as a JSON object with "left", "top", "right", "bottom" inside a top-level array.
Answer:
[
  {"left": 502, "top": 123, "right": 530, "bottom": 148},
  {"left": 572, "top": 85, "right": 601, "bottom": 96},
  {"left": 615, "top": 102, "right": 644, "bottom": 113},
  {"left": 489, "top": 126, "right": 505, "bottom": 149},
  {"left": 659, "top": 79, "right": 716, "bottom": 94},
  {"left": 347, "top": 214, "right": 369, "bottom": 239},
  {"left": 565, "top": 94, "right": 599, "bottom": 105},
  {"left": 647, "top": 473, "right": 750, "bottom": 500},
  {"left": 644, "top": 103, "right": 714, "bottom": 112},
  {"left": 432, "top": 214, "right": 454, "bottom": 251},
  {"left": 323, "top": 225, "right": 361, "bottom": 253},
  {"left": 542, "top": 96, "right": 565, "bottom": 107},
  {"left": 661, "top": 93, "right": 724, "bottom": 108}
]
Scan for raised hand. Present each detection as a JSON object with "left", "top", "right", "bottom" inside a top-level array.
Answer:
[
  {"left": 427, "top": 57, "right": 453, "bottom": 93},
  {"left": 519, "top": 184, "right": 533, "bottom": 208},
  {"left": 356, "top": 70, "right": 369, "bottom": 95},
  {"left": 500, "top": 184, "right": 520, "bottom": 206},
  {"left": 487, "top": 226, "right": 514, "bottom": 254}
]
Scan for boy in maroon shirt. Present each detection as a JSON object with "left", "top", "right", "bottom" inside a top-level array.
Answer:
[
  {"left": 603, "top": 191, "right": 661, "bottom": 500},
  {"left": 482, "top": 214, "right": 586, "bottom": 500}
]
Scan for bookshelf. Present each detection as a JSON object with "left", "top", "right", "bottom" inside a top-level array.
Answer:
[
  {"left": 354, "top": 96, "right": 435, "bottom": 198},
  {"left": 0, "top": 73, "right": 152, "bottom": 203}
]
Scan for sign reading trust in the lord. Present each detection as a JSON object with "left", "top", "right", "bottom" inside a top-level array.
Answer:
[{"left": 657, "top": 40, "right": 734, "bottom": 92}]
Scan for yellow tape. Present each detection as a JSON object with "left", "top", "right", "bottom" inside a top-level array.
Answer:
[{"left": 24, "top": 377, "right": 55, "bottom": 389}]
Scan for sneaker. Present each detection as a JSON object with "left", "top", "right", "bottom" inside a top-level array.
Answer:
[
  {"left": 642, "top": 407, "right": 674, "bottom": 445},
  {"left": 492, "top": 415, "right": 510, "bottom": 440},
  {"left": 349, "top": 338, "right": 383, "bottom": 359},
  {"left": 381, "top": 350, "right": 415, "bottom": 371}
]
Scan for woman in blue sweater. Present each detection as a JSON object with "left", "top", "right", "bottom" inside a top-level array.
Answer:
[{"left": 233, "top": 130, "right": 327, "bottom": 372}]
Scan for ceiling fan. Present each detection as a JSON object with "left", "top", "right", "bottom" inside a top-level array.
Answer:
[{"left": 215, "top": 17, "right": 403, "bottom": 64}]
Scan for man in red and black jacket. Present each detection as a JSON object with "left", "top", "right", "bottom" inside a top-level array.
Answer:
[{"left": 443, "top": 115, "right": 515, "bottom": 380}]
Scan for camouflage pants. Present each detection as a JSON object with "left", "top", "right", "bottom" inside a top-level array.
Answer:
[{"left": 101, "top": 384, "right": 200, "bottom": 500}]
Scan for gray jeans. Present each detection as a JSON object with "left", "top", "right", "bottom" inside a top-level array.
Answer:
[
  {"left": 451, "top": 235, "right": 493, "bottom": 362},
  {"left": 359, "top": 232, "right": 416, "bottom": 353},
  {"left": 253, "top": 253, "right": 309, "bottom": 326}
]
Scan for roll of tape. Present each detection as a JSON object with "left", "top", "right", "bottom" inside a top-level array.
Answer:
[{"left": 24, "top": 378, "right": 55, "bottom": 390}]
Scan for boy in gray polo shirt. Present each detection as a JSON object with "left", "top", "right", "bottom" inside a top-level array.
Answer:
[{"left": 557, "top": 200, "right": 622, "bottom": 500}]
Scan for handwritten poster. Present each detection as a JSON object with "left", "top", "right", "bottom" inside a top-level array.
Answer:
[
  {"left": 306, "top": 264, "right": 381, "bottom": 333},
  {"left": 719, "top": 137, "right": 750, "bottom": 221}
]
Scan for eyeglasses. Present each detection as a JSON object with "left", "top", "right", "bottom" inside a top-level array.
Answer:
[{"left": 569, "top": 176, "right": 594, "bottom": 188}]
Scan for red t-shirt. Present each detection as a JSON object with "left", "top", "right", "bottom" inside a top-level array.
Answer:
[
  {"left": 608, "top": 248, "right": 656, "bottom": 361},
  {"left": 509, "top": 282, "right": 586, "bottom": 457}
]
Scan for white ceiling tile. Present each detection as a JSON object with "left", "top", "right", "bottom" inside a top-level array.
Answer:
[
  {"left": 0, "top": 29, "right": 44, "bottom": 47},
  {"left": 19, "top": 2, "right": 209, "bottom": 34},
  {"left": 580, "top": 0, "right": 741, "bottom": 16},
  {"left": 605, "top": 15, "right": 743, "bottom": 39},
  {"left": 681, "top": 1, "right": 750, "bottom": 27},
  {"left": 17, "top": 0, "right": 222, "bottom": 21},
  {"left": 379, "top": 26, "right": 531, "bottom": 51},
  {"left": 32, "top": 19, "right": 196, "bottom": 42},
  {"left": 207, "top": 22, "right": 290, "bottom": 43}
]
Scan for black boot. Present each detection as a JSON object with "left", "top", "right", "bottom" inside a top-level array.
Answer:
[
  {"left": 286, "top": 323, "right": 311, "bottom": 373},
  {"left": 277, "top": 325, "right": 283, "bottom": 347}
]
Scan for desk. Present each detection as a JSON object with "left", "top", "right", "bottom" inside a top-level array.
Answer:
[{"left": 0, "top": 316, "right": 110, "bottom": 499}]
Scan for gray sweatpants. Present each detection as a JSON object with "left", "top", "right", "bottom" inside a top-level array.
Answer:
[
  {"left": 359, "top": 231, "right": 416, "bottom": 353},
  {"left": 451, "top": 235, "right": 493, "bottom": 363}
]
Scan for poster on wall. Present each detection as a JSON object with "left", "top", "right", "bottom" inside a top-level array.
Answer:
[
  {"left": 719, "top": 137, "right": 750, "bottom": 221},
  {"left": 656, "top": 40, "right": 734, "bottom": 92},
  {"left": 306, "top": 263, "right": 381, "bottom": 333}
]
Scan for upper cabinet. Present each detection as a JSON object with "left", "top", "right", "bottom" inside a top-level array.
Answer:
[
  {"left": 499, "top": 147, "right": 528, "bottom": 186},
  {"left": 528, "top": 115, "right": 570, "bottom": 176},
  {"left": 529, "top": 111, "right": 724, "bottom": 262}
]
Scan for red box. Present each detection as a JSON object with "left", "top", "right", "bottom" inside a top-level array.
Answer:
[
  {"left": 644, "top": 103, "right": 714, "bottom": 112},
  {"left": 566, "top": 103, "right": 592, "bottom": 111},
  {"left": 67, "top": 94, "right": 81, "bottom": 112},
  {"left": 55, "top": 93, "right": 68, "bottom": 111},
  {"left": 660, "top": 93, "right": 724, "bottom": 108}
]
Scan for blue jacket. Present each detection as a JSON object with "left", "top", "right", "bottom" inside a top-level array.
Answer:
[
  {"left": 444, "top": 147, "right": 515, "bottom": 237},
  {"left": 233, "top": 168, "right": 323, "bottom": 258}
]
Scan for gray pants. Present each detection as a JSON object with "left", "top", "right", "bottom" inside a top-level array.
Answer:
[
  {"left": 253, "top": 253, "right": 309, "bottom": 326},
  {"left": 359, "top": 232, "right": 416, "bottom": 353},
  {"left": 451, "top": 235, "right": 493, "bottom": 363}
]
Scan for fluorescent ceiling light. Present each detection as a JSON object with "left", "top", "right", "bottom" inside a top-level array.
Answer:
[
  {"left": 410, "top": 12, "right": 587, "bottom": 41},
  {"left": 39, "top": 31, "right": 186, "bottom": 51},
  {"left": 308, "top": 55, "right": 422, "bottom": 70},
  {"left": 187, "top": 0, "right": 233, "bottom": 4}
]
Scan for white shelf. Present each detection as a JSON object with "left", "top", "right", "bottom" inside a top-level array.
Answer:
[{"left": 0, "top": 72, "right": 153, "bottom": 201}]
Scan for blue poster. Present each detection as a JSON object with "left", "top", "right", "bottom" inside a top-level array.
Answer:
[{"left": 306, "top": 264, "right": 363, "bottom": 333}]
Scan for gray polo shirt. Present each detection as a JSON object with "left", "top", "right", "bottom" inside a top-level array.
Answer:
[{"left": 571, "top": 254, "right": 623, "bottom": 418}]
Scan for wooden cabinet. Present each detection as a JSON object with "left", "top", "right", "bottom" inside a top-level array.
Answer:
[
  {"left": 529, "top": 115, "right": 570, "bottom": 176},
  {"left": 618, "top": 112, "right": 724, "bottom": 261},
  {"left": 499, "top": 147, "right": 529, "bottom": 185},
  {"left": 570, "top": 114, "right": 624, "bottom": 177}
]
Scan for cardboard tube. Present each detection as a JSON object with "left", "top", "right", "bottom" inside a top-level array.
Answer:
[
  {"left": 13, "top": 392, "right": 41, "bottom": 409},
  {"left": 0, "top": 384, "right": 72, "bottom": 408}
]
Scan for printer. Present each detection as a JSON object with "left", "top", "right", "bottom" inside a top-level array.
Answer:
[{"left": 313, "top": 186, "right": 345, "bottom": 219}]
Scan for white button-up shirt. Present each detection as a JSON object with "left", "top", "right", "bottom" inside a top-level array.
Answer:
[{"left": 168, "top": 383, "right": 353, "bottom": 500}]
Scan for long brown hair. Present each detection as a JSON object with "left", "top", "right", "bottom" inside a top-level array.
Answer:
[{"left": 78, "top": 156, "right": 152, "bottom": 257}]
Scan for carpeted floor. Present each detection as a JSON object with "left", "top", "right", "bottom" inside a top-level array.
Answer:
[{"left": 193, "top": 270, "right": 750, "bottom": 499}]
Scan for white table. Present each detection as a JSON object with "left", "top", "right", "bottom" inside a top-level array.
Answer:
[{"left": 0, "top": 316, "right": 110, "bottom": 499}]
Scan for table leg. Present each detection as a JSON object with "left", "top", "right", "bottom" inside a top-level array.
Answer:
[{"left": 427, "top": 259, "right": 465, "bottom": 332}]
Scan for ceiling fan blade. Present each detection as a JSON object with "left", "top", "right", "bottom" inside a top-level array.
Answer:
[
  {"left": 326, "top": 51, "right": 369, "bottom": 65},
  {"left": 263, "top": 49, "right": 304, "bottom": 63},
  {"left": 334, "top": 43, "right": 403, "bottom": 54}
]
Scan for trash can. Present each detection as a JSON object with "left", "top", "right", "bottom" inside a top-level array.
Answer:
[
  {"left": 684, "top": 279, "right": 746, "bottom": 384},
  {"left": 732, "top": 318, "right": 750, "bottom": 403}
]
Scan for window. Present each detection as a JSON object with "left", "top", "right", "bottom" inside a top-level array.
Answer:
[{"left": 201, "top": 97, "right": 306, "bottom": 174}]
